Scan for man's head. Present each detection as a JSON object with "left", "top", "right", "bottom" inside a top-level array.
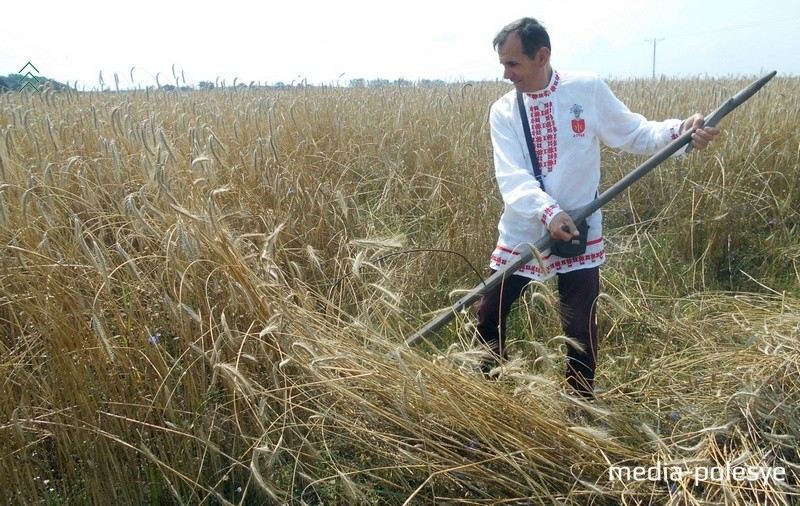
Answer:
[
  {"left": 493, "top": 17, "right": 551, "bottom": 58},
  {"left": 494, "top": 17, "right": 553, "bottom": 93}
]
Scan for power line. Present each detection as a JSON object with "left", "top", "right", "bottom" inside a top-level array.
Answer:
[
  {"left": 645, "top": 37, "right": 665, "bottom": 78},
  {"left": 668, "top": 14, "right": 800, "bottom": 39}
]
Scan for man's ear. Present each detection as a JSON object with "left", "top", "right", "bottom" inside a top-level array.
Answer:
[{"left": 537, "top": 46, "right": 551, "bottom": 64}]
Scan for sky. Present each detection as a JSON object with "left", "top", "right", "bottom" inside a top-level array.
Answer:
[{"left": 2, "top": 0, "right": 798, "bottom": 89}]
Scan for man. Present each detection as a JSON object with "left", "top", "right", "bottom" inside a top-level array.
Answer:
[{"left": 476, "top": 17, "right": 719, "bottom": 397}]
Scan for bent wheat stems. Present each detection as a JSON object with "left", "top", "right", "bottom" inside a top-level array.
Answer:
[{"left": 0, "top": 77, "right": 797, "bottom": 504}]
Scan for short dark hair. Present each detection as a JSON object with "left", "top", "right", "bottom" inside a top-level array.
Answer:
[{"left": 493, "top": 17, "right": 551, "bottom": 58}]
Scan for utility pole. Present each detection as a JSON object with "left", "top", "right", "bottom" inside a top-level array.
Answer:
[{"left": 646, "top": 37, "right": 665, "bottom": 78}]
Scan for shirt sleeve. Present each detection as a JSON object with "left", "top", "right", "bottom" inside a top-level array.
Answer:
[
  {"left": 594, "top": 79, "right": 684, "bottom": 155},
  {"left": 489, "top": 98, "right": 563, "bottom": 228}
]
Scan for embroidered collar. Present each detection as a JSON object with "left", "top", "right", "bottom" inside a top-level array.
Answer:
[{"left": 526, "top": 71, "right": 560, "bottom": 100}]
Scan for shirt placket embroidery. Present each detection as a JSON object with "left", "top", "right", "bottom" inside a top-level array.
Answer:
[{"left": 527, "top": 99, "right": 558, "bottom": 174}]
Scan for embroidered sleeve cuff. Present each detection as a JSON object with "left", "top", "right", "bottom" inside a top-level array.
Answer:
[
  {"left": 541, "top": 203, "right": 562, "bottom": 228},
  {"left": 671, "top": 120, "right": 690, "bottom": 155},
  {"left": 671, "top": 120, "right": 682, "bottom": 140}
]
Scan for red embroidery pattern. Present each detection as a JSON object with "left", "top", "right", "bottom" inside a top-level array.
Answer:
[
  {"left": 541, "top": 204, "right": 559, "bottom": 225},
  {"left": 491, "top": 237, "right": 605, "bottom": 277},
  {"left": 526, "top": 73, "right": 560, "bottom": 174}
]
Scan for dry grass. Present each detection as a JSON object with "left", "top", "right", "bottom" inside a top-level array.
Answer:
[{"left": 0, "top": 76, "right": 798, "bottom": 504}]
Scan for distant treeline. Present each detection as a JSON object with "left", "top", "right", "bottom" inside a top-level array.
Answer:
[
  {"left": 0, "top": 74, "right": 466, "bottom": 92},
  {"left": 0, "top": 74, "right": 71, "bottom": 92}
]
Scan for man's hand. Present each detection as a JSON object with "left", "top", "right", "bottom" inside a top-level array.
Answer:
[
  {"left": 682, "top": 113, "right": 720, "bottom": 150},
  {"left": 549, "top": 211, "right": 579, "bottom": 242}
]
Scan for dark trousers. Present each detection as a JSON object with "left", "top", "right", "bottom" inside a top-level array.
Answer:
[{"left": 475, "top": 267, "right": 600, "bottom": 397}]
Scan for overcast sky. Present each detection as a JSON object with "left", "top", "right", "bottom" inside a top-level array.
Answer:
[{"left": 2, "top": 0, "right": 798, "bottom": 89}]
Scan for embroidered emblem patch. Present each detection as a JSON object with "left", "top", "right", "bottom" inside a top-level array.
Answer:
[{"left": 570, "top": 103, "right": 585, "bottom": 135}]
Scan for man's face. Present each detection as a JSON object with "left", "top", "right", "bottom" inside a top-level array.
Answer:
[{"left": 498, "top": 33, "right": 551, "bottom": 93}]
